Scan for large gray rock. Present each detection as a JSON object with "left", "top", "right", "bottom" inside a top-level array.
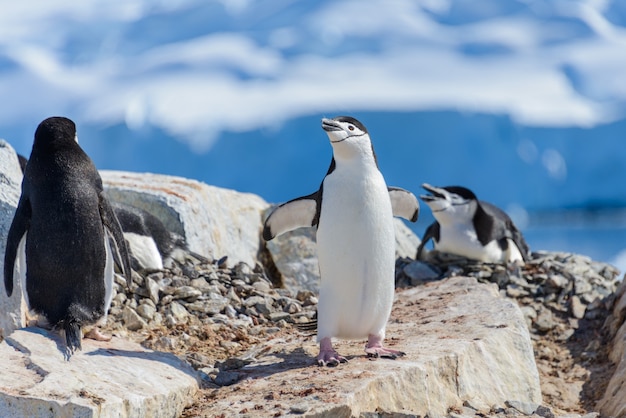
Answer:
[
  {"left": 101, "top": 170, "right": 270, "bottom": 268},
  {"left": 598, "top": 277, "right": 626, "bottom": 417},
  {"left": 201, "top": 276, "right": 542, "bottom": 417},
  {"left": 0, "top": 140, "right": 26, "bottom": 338},
  {"left": 0, "top": 328, "right": 199, "bottom": 417},
  {"left": 265, "top": 218, "right": 421, "bottom": 292}
]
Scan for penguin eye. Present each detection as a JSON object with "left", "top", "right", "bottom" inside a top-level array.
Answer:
[{"left": 348, "top": 125, "right": 354, "bottom": 131}]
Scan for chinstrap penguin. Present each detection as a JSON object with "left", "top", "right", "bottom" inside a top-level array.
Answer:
[
  {"left": 112, "top": 202, "right": 206, "bottom": 272},
  {"left": 4, "top": 117, "right": 132, "bottom": 357},
  {"left": 263, "top": 116, "right": 419, "bottom": 366},
  {"left": 416, "top": 184, "right": 530, "bottom": 264}
]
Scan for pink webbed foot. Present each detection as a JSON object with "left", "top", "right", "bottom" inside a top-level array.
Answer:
[
  {"left": 365, "top": 334, "right": 405, "bottom": 359},
  {"left": 84, "top": 328, "right": 112, "bottom": 342},
  {"left": 317, "top": 337, "right": 348, "bottom": 367}
]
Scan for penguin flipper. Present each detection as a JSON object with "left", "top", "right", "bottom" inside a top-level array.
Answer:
[
  {"left": 416, "top": 222, "right": 440, "bottom": 260},
  {"left": 263, "top": 191, "right": 320, "bottom": 241},
  {"left": 479, "top": 201, "right": 530, "bottom": 261},
  {"left": 4, "top": 197, "right": 31, "bottom": 296},
  {"left": 388, "top": 187, "right": 419, "bottom": 222},
  {"left": 98, "top": 193, "right": 133, "bottom": 288}
]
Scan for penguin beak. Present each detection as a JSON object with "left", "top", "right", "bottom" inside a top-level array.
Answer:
[
  {"left": 321, "top": 118, "right": 342, "bottom": 132},
  {"left": 420, "top": 183, "right": 447, "bottom": 202}
]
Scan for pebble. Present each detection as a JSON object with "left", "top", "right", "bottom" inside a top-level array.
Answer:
[
  {"left": 214, "top": 371, "right": 242, "bottom": 386},
  {"left": 505, "top": 399, "right": 538, "bottom": 415},
  {"left": 289, "top": 403, "right": 310, "bottom": 414},
  {"left": 570, "top": 295, "right": 587, "bottom": 319},
  {"left": 136, "top": 303, "right": 157, "bottom": 321},
  {"left": 122, "top": 306, "right": 146, "bottom": 331},
  {"left": 168, "top": 301, "right": 190, "bottom": 322}
]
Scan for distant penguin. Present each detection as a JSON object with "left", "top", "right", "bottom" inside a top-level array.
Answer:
[
  {"left": 416, "top": 183, "right": 530, "bottom": 263},
  {"left": 112, "top": 202, "right": 199, "bottom": 271},
  {"left": 4, "top": 117, "right": 132, "bottom": 356},
  {"left": 263, "top": 116, "right": 419, "bottom": 366}
]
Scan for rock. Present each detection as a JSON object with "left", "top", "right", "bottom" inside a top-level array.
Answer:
[
  {"left": 0, "top": 140, "right": 26, "bottom": 337},
  {"left": 0, "top": 328, "right": 198, "bottom": 417},
  {"left": 505, "top": 399, "right": 539, "bottom": 415},
  {"left": 598, "top": 278, "right": 626, "bottom": 418},
  {"left": 264, "top": 226, "right": 320, "bottom": 291},
  {"left": 201, "top": 276, "right": 541, "bottom": 416},
  {"left": 401, "top": 260, "right": 441, "bottom": 286},
  {"left": 265, "top": 218, "right": 421, "bottom": 292},
  {"left": 534, "top": 308, "right": 557, "bottom": 332},
  {"left": 101, "top": 170, "right": 269, "bottom": 268},
  {"left": 570, "top": 295, "right": 586, "bottom": 319},
  {"left": 122, "top": 306, "right": 147, "bottom": 331},
  {"left": 168, "top": 301, "right": 190, "bottom": 323}
]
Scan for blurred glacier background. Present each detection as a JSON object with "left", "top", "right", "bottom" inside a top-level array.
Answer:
[{"left": 1, "top": 0, "right": 625, "bottom": 271}]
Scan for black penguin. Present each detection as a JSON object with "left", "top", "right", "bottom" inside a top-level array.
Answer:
[
  {"left": 4, "top": 117, "right": 132, "bottom": 356},
  {"left": 112, "top": 202, "right": 198, "bottom": 271}
]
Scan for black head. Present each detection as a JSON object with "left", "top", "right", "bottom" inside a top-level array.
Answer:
[
  {"left": 332, "top": 116, "right": 368, "bottom": 134},
  {"left": 442, "top": 186, "right": 477, "bottom": 201},
  {"left": 34, "top": 117, "right": 76, "bottom": 145}
]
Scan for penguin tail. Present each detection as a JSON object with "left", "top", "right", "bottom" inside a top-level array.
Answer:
[{"left": 63, "top": 316, "right": 83, "bottom": 357}]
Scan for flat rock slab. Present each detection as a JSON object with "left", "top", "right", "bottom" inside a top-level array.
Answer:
[
  {"left": 203, "top": 276, "right": 542, "bottom": 417},
  {"left": 0, "top": 328, "right": 199, "bottom": 418}
]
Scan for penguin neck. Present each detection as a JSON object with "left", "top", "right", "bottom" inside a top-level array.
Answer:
[{"left": 330, "top": 142, "right": 378, "bottom": 169}]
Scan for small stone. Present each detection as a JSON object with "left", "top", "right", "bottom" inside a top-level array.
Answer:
[
  {"left": 296, "top": 290, "right": 314, "bottom": 302},
  {"left": 243, "top": 295, "right": 266, "bottom": 307},
  {"left": 402, "top": 261, "right": 441, "bottom": 283},
  {"left": 144, "top": 276, "right": 160, "bottom": 304},
  {"left": 506, "top": 284, "right": 528, "bottom": 298},
  {"left": 570, "top": 295, "right": 586, "bottom": 319},
  {"left": 534, "top": 309, "right": 556, "bottom": 332},
  {"left": 168, "top": 301, "right": 190, "bottom": 322},
  {"left": 224, "top": 305, "right": 238, "bottom": 319},
  {"left": 190, "top": 277, "right": 212, "bottom": 291},
  {"left": 136, "top": 304, "right": 157, "bottom": 321},
  {"left": 122, "top": 307, "right": 147, "bottom": 331},
  {"left": 214, "top": 371, "right": 242, "bottom": 386},
  {"left": 289, "top": 403, "right": 310, "bottom": 414},
  {"left": 252, "top": 280, "right": 271, "bottom": 293},
  {"left": 155, "top": 336, "right": 178, "bottom": 351},
  {"left": 219, "top": 340, "right": 241, "bottom": 350},
  {"left": 505, "top": 400, "right": 538, "bottom": 415},
  {"left": 573, "top": 277, "right": 593, "bottom": 295},
  {"left": 174, "top": 286, "right": 202, "bottom": 301},
  {"left": 545, "top": 274, "right": 569, "bottom": 291},
  {"left": 269, "top": 312, "right": 290, "bottom": 322},
  {"left": 556, "top": 328, "right": 575, "bottom": 342},
  {"left": 226, "top": 287, "right": 241, "bottom": 304},
  {"left": 534, "top": 405, "right": 555, "bottom": 418},
  {"left": 302, "top": 295, "right": 318, "bottom": 307},
  {"left": 113, "top": 292, "right": 127, "bottom": 306},
  {"left": 284, "top": 302, "right": 301, "bottom": 314}
]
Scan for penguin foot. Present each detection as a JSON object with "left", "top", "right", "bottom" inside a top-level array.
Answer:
[
  {"left": 365, "top": 334, "right": 405, "bottom": 359},
  {"left": 317, "top": 337, "right": 348, "bottom": 367},
  {"left": 317, "top": 351, "right": 348, "bottom": 367},
  {"left": 84, "top": 328, "right": 112, "bottom": 342}
]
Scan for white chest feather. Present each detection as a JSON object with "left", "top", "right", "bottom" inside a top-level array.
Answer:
[
  {"left": 124, "top": 232, "right": 164, "bottom": 271},
  {"left": 435, "top": 224, "right": 521, "bottom": 263},
  {"left": 316, "top": 161, "right": 396, "bottom": 340}
]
